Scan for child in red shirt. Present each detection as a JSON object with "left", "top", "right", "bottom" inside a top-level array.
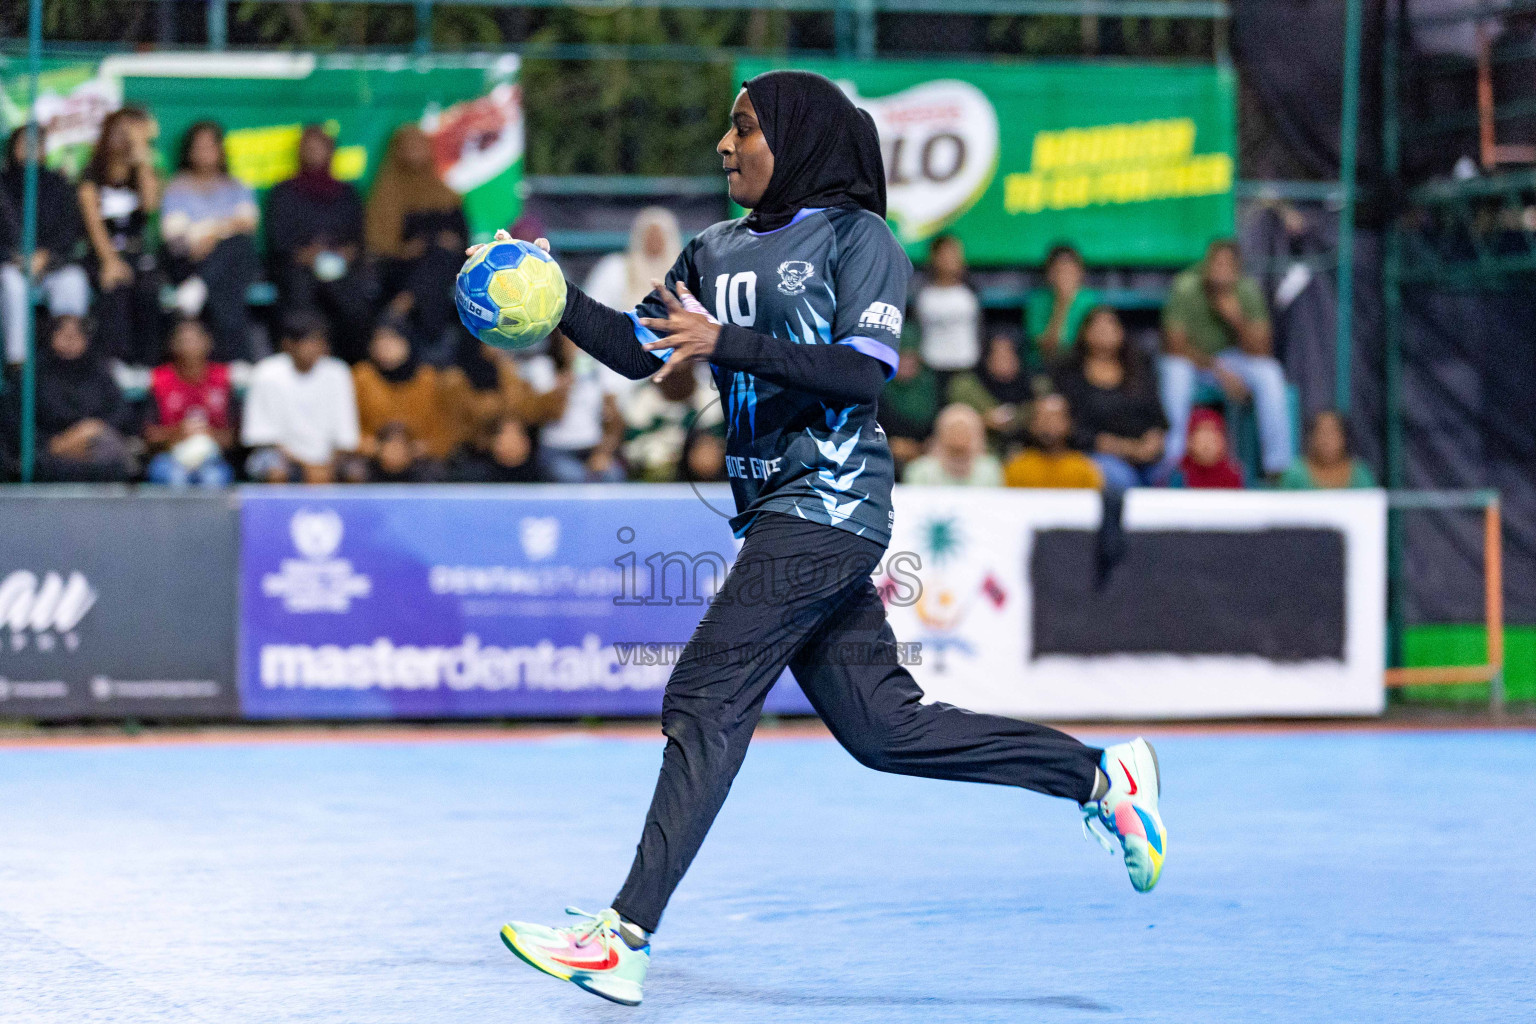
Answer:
[{"left": 145, "top": 317, "right": 235, "bottom": 486}]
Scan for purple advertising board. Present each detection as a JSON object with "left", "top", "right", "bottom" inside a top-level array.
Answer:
[{"left": 238, "top": 485, "right": 813, "bottom": 718}]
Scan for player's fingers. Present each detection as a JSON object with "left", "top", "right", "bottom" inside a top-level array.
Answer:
[
  {"left": 654, "top": 281, "right": 686, "bottom": 312},
  {"left": 650, "top": 360, "right": 674, "bottom": 382},
  {"left": 641, "top": 338, "right": 677, "bottom": 351},
  {"left": 534, "top": 236, "right": 551, "bottom": 252},
  {"left": 637, "top": 317, "right": 675, "bottom": 333},
  {"left": 495, "top": 229, "right": 512, "bottom": 242}
]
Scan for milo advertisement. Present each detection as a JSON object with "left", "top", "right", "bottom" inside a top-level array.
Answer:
[
  {"left": 0, "top": 52, "right": 523, "bottom": 242},
  {"left": 736, "top": 58, "right": 1236, "bottom": 267}
]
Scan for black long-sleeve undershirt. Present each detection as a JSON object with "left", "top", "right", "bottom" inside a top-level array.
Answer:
[
  {"left": 556, "top": 282, "right": 665, "bottom": 380},
  {"left": 710, "top": 324, "right": 886, "bottom": 405},
  {"left": 556, "top": 281, "right": 888, "bottom": 406}
]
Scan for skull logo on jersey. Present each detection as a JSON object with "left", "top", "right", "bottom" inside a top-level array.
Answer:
[{"left": 776, "top": 260, "right": 815, "bottom": 295}]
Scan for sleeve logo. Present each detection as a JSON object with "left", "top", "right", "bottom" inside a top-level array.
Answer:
[
  {"left": 857, "top": 301, "right": 903, "bottom": 334},
  {"left": 776, "top": 260, "right": 815, "bottom": 295}
]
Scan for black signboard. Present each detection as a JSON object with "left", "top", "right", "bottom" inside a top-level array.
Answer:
[
  {"left": 0, "top": 490, "right": 240, "bottom": 720},
  {"left": 1031, "top": 527, "right": 1348, "bottom": 662}
]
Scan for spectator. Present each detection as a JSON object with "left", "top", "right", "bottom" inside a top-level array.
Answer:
[
  {"left": 508, "top": 212, "right": 550, "bottom": 248},
  {"left": 1053, "top": 306, "right": 1168, "bottom": 491},
  {"left": 1169, "top": 407, "right": 1244, "bottom": 489},
  {"left": 351, "top": 318, "right": 460, "bottom": 466},
  {"left": 450, "top": 416, "right": 540, "bottom": 484},
  {"left": 241, "top": 309, "right": 360, "bottom": 483},
  {"left": 427, "top": 339, "right": 569, "bottom": 458},
  {"left": 144, "top": 317, "right": 234, "bottom": 488},
  {"left": 0, "top": 126, "right": 89, "bottom": 366},
  {"left": 363, "top": 421, "right": 443, "bottom": 483},
  {"left": 519, "top": 335, "right": 627, "bottom": 483},
  {"left": 1025, "top": 243, "right": 1098, "bottom": 367},
  {"left": 1160, "top": 239, "right": 1294, "bottom": 479},
  {"left": 621, "top": 363, "right": 723, "bottom": 481},
  {"left": 78, "top": 108, "right": 162, "bottom": 365},
  {"left": 1279, "top": 410, "right": 1377, "bottom": 489},
  {"left": 679, "top": 425, "right": 728, "bottom": 483},
  {"left": 265, "top": 125, "right": 373, "bottom": 363},
  {"left": 904, "top": 403, "right": 1002, "bottom": 486},
  {"left": 438, "top": 332, "right": 505, "bottom": 437},
  {"left": 160, "top": 121, "right": 260, "bottom": 362},
  {"left": 119, "top": 104, "right": 160, "bottom": 161},
  {"left": 947, "top": 331, "right": 1033, "bottom": 443},
  {"left": 1002, "top": 393, "right": 1102, "bottom": 489},
  {"left": 366, "top": 124, "right": 468, "bottom": 358},
  {"left": 879, "top": 347, "right": 940, "bottom": 469},
  {"left": 584, "top": 206, "right": 683, "bottom": 312},
  {"left": 912, "top": 234, "right": 980, "bottom": 391},
  {"left": 33, "top": 314, "right": 134, "bottom": 482}
]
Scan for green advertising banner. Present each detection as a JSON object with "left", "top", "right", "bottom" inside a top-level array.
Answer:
[
  {"left": 735, "top": 58, "right": 1235, "bottom": 267},
  {"left": 0, "top": 52, "right": 524, "bottom": 243}
]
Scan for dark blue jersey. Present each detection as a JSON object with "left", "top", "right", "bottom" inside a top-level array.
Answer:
[{"left": 634, "top": 206, "right": 911, "bottom": 546}]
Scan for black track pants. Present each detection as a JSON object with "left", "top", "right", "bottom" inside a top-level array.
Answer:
[{"left": 611, "top": 512, "right": 1103, "bottom": 933}]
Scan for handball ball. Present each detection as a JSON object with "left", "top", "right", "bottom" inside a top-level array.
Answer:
[{"left": 455, "top": 239, "right": 567, "bottom": 350}]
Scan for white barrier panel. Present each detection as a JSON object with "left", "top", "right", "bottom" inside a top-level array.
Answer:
[{"left": 882, "top": 487, "right": 1387, "bottom": 719}]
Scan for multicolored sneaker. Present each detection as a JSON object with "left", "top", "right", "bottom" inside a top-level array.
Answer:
[
  {"left": 1082, "top": 737, "right": 1166, "bottom": 892},
  {"left": 500, "top": 907, "right": 649, "bottom": 1006}
]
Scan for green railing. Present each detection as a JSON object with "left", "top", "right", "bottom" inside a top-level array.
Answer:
[{"left": 1385, "top": 489, "right": 1506, "bottom": 712}]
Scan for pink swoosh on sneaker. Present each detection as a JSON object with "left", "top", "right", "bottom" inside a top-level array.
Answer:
[
  {"left": 541, "top": 934, "right": 620, "bottom": 972},
  {"left": 1114, "top": 802, "right": 1147, "bottom": 841}
]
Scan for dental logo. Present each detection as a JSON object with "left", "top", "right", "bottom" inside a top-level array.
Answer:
[
  {"left": 841, "top": 78, "right": 1000, "bottom": 245},
  {"left": 262, "top": 508, "right": 372, "bottom": 613},
  {"left": 519, "top": 516, "right": 560, "bottom": 561},
  {"left": 776, "top": 260, "right": 815, "bottom": 295}
]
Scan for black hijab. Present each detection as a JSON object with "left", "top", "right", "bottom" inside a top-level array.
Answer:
[
  {"left": 370, "top": 317, "right": 421, "bottom": 385},
  {"left": 741, "top": 70, "right": 886, "bottom": 233},
  {"left": 451, "top": 329, "right": 500, "bottom": 391},
  {"left": 36, "top": 316, "right": 121, "bottom": 437}
]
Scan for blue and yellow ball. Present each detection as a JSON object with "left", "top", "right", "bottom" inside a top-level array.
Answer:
[{"left": 455, "top": 240, "right": 568, "bottom": 350}]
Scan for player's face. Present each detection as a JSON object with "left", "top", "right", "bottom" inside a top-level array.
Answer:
[{"left": 719, "top": 89, "right": 774, "bottom": 209}]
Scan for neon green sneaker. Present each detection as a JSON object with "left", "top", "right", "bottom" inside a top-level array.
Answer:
[
  {"left": 500, "top": 907, "right": 649, "bottom": 1006},
  {"left": 1082, "top": 737, "right": 1167, "bottom": 892}
]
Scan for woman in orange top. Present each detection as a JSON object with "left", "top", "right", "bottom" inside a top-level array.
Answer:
[{"left": 351, "top": 318, "right": 459, "bottom": 461}]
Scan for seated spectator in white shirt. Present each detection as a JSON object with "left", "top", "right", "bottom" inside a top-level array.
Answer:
[
  {"left": 517, "top": 333, "right": 628, "bottom": 482},
  {"left": 912, "top": 233, "right": 981, "bottom": 388},
  {"left": 902, "top": 402, "right": 1003, "bottom": 487},
  {"left": 241, "top": 309, "right": 360, "bottom": 483},
  {"left": 583, "top": 206, "right": 682, "bottom": 315}
]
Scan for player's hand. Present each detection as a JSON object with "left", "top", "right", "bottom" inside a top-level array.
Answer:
[
  {"left": 463, "top": 230, "right": 552, "bottom": 262},
  {"left": 640, "top": 281, "right": 720, "bottom": 383}
]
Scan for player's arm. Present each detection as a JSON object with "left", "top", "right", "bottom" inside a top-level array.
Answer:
[
  {"left": 642, "top": 217, "right": 905, "bottom": 404},
  {"left": 709, "top": 322, "right": 888, "bottom": 404},
  {"left": 636, "top": 281, "right": 888, "bottom": 404},
  {"left": 557, "top": 282, "right": 668, "bottom": 380},
  {"left": 467, "top": 230, "right": 669, "bottom": 380}
]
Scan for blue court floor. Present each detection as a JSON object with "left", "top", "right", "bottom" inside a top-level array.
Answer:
[{"left": 0, "top": 728, "right": 1532, "bottom": 1024}]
